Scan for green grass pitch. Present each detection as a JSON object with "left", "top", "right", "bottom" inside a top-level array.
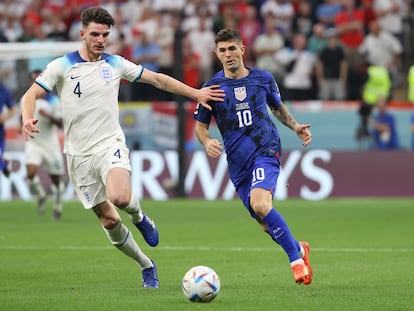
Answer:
[{"left": 1, "top": 198, "right": 413, "bottom": 311}]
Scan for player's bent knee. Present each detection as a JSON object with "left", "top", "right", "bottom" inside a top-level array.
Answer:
[
  {"left": 109, "top": 194, "right": 131, "bottom": 209},
  {"left": 256, "top": 218, "right": 269, "bottom": 233},
  {"left": 101, "top": 216, "right": 121, "bottom": 230},
  {"left": 251, "top": 204, "right": 270, "bottom": 219},
  {"left": 260, "top": 223, "right": 269, "bottom": 233}
]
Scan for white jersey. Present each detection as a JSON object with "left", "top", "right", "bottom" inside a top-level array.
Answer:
[
  {"left": 26, "top": 94, "right": 62, "bottom": 151},
  {"left": 35, "top": 51, "right": 143, "bottom": 155}
]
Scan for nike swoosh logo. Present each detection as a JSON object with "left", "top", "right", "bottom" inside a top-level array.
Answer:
[
  {"left": 251, "top": 180, "right": 263, "bottom": 186},
  {"left": 70, "top": 75, "right": 81, "bottom": 79}
]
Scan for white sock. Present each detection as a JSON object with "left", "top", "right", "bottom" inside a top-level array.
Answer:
[
  {"left": 122, "top": 194, "right": 144, "bottom": 223},
  {"left": 103, "top": 221, "right": 152, "bottom": 269},
  {"left": 299, "top": 243, "right": 305, "bottom": 258},
  {"left": 29, "top": 176, "right": 46, "bottom": 199},
  {"left": 290, "top": 259, "right": 304, "bottom": 267}
]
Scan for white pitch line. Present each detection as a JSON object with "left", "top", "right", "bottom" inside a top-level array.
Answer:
[{"left": 0, "top": 245, "right": 413, "bottom": 252}]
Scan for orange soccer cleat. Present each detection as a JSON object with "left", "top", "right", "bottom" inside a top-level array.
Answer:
[
  {"left": 300, "top": 241, "right": 313, "bottom": 277},
  {"left": 291, "top": 262, "right": 312, "bottom": 285}
]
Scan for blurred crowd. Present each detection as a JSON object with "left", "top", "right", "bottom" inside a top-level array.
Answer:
[{"left": 0, "top": 0, "right": 414, "bottom": 102}]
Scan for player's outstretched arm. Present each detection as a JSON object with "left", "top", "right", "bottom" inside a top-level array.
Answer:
[
  {"left": 21, "top": 83, "right": 47, "bottom": 140},
  {"left": 139, "top": 69, "right": 224, "bottom": 110},
  {"left": 271, "top": 104, "right": 312, "bottom": 147}
]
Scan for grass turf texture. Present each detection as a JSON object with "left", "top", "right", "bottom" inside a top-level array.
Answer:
[{"left": 1, "top": 198, "right": 413, "bottom": 311}]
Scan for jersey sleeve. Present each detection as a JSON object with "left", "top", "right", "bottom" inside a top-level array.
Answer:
[
  {"left": 35, "top": 58, "right": 64, "bottom": 93},
  {"left": 192, "top": 78, "right": 217, "bottom": 124},
  {"left": 97, "top": 54, "right": 144, "bottom": 83},
  {"left": 193, "top": 102, "right": 213, "bottom": 124},
  {"left": 119, "top": 56, "right": 144, "bottom": 82},
  {"left": 267, "top": 74, "right": 283, "bottom": 109}
]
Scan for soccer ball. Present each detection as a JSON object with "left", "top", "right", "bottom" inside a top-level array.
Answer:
[{"left": 182, "top": 265, "right": 221, "bottom": 302}]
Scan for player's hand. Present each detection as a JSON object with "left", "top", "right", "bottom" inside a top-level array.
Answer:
[
  {"left": 197, "top": 85, "right": 225, "bottom": 111},
  {"left": 22, "top": 119, "right": 40, "bottom": 140},
  {"left": 205, "top": 139, "right": 223, "bottom": 158},
  {"left": 295, "top": 123, "right": 312, "bottom": 147}
]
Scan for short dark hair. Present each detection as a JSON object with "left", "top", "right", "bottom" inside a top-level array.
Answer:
[
  {"left": 81, "top": 6, "right": 114, "bottom": 28},
  {"left": 215, "top": 28, "right": 243, "bottom": 44}
]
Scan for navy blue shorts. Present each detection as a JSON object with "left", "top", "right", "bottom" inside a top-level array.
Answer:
[{"left": 236, "top": 155, "right": 281, "bottom": 218}]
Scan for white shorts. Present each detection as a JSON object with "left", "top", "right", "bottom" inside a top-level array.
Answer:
[
  {"left": 25, "top": 143, "right": 65, "bottom": 175},
  {"left": 66, "top": 142, "right": 131, "bottom": 209}
]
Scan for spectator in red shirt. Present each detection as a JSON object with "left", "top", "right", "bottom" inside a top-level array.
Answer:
[
  {"left": 360, "top": 0, "right": 377, "bottom": 32},
  {"left": 335, "top": 0, "right": 365, "bottom": 48},
  {"left": 182, "top": 35, "right": 201, "bottom": 88},
  {"left": 335, "top": 0, "right": 367, "bottom": 99}
]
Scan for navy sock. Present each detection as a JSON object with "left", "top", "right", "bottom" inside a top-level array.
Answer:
[{"left": 262, "top": 208, "right": 301, "bottom": 262}]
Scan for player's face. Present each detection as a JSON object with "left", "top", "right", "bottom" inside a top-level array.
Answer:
[
  {"left": 80, "top": 22, "right": 110, "bottom": 60},
  {"left": 215, "top": 40, "right": 245, "bottom": 74}
]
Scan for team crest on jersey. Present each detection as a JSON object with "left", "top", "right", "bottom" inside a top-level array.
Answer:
[
  {"left": 234, "top": 87, "right": 247, "bottom": 101},
  {"left": 100, "top": 67, "right": 112, "bottom": 81}
]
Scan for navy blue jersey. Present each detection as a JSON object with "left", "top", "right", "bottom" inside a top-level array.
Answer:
[
  {"left": 0, "top": 82, "right": 14, "bottom": 142},
  {"left": 194, "top": 68, "right": 283, "bottom": 183}
]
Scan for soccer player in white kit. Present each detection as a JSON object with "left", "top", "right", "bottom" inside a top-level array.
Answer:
[
  {"left": 24, "top": 69, "right": 65, "bottom": 220},
  {"left": 20, "top": 6, "right": 224, "bottom": 288}
]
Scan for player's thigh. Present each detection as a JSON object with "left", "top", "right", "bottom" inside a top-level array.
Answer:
[
  {"left": 237, "top": 156, "right": 280, "bottom": 218},
  {"left": 67, "top": 154, "right": 107, "bottom": 209},
  {"left": 250, "top": 188, "right": 273, "bottom": 218},
  {"left": 100, "top": 143, "right": 132, "bottom": 204},
  {"left": 251, "top": 157, "right": 280, "bottom": 194},
  {"left": 106, "top": 167, "right": 131, "bottom": 204},
  {"left": 251, "top": 188, "right": 273, "bottom": 207}
]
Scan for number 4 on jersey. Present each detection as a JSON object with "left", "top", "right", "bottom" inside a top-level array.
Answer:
[{"left": 73, "top": 81, "right": 82, "bottom": 98}]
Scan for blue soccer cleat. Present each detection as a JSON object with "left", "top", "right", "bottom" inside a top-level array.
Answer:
[
  {"left": 134, "top": 213, "right": 159, "bottom": 247},
  {"left": 142, "top": 260, "right": 159, "bottom": 288}
]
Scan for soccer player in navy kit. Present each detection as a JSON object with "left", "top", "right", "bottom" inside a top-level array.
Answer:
[{"left": 194, "top": 28, "right": 313, "bottom": 285}]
